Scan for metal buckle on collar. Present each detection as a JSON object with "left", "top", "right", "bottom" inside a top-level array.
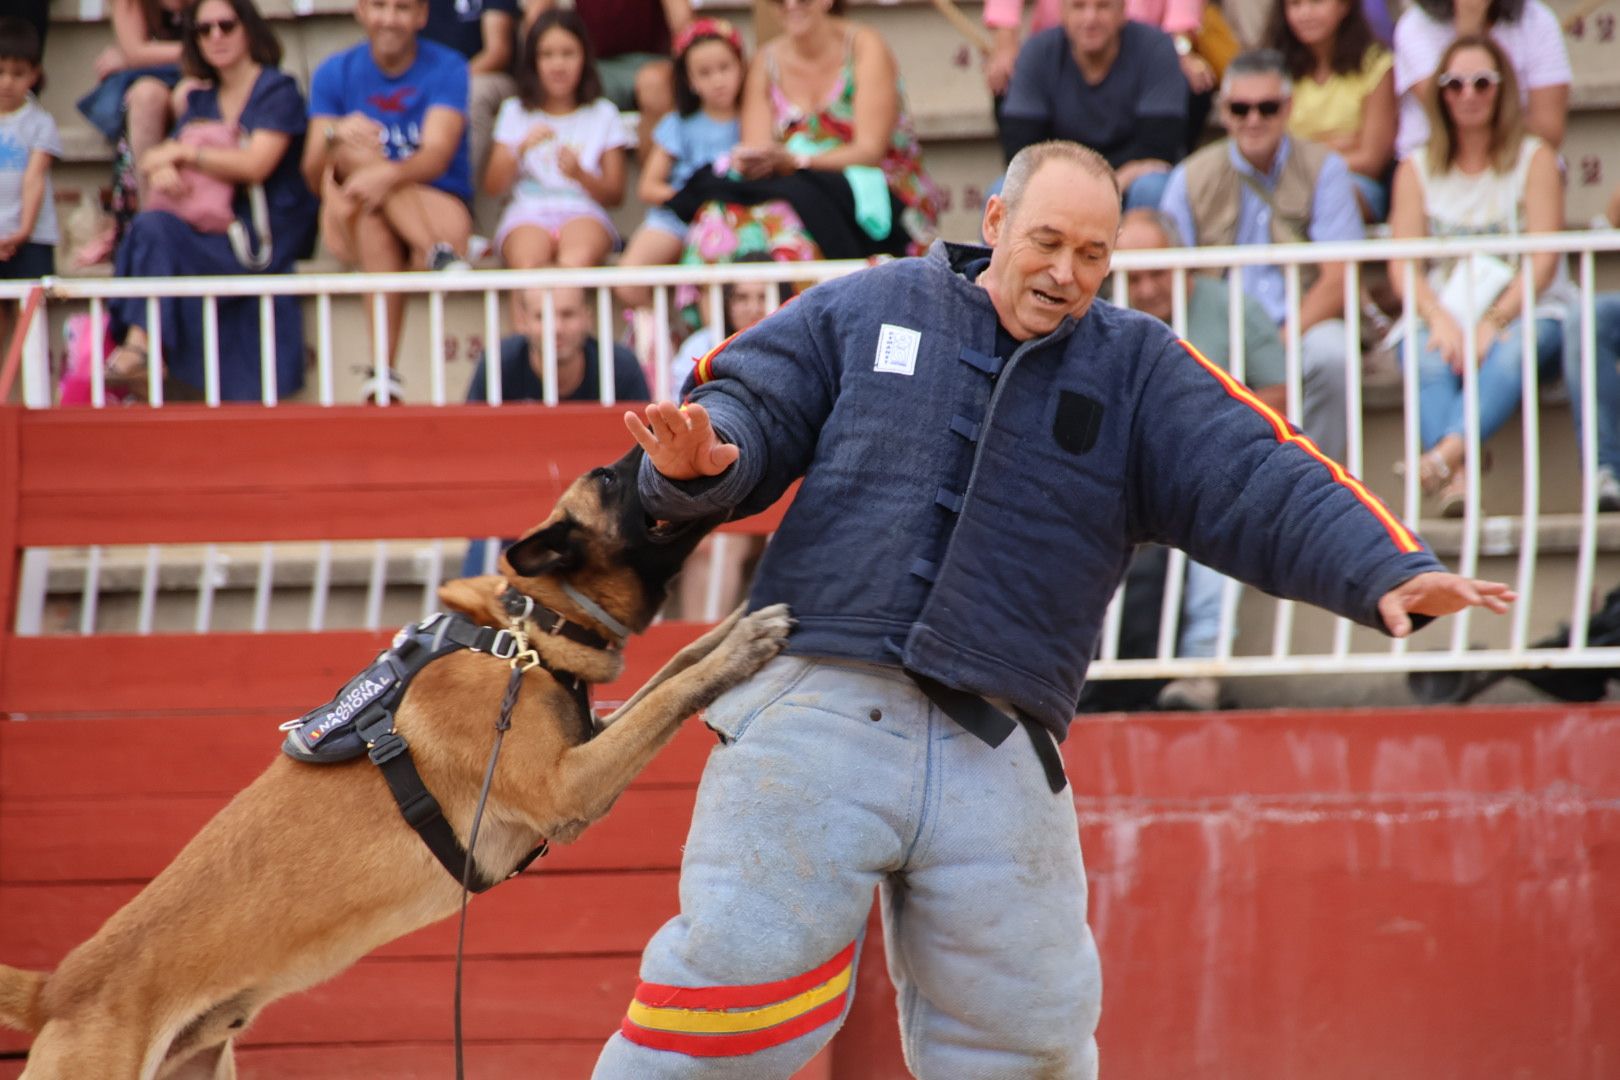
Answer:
[
  {"left": 366, "top": 731, "right": 409, "bottom": 765},
  {"left": 489, "top": 629, "right": 521, "bottom": 661}
]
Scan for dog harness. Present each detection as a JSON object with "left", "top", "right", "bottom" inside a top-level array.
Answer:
[{"left": 279, "top": 608, "right": 592, "bottom": 892}]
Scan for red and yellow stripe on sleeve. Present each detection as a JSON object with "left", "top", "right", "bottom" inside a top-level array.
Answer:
[
  {"left": 692, "top": 329, "right": 740, "bottom": 388},
  {"left": 1176, "top": 339, "right": 1422, "bottom": 555},
  {"left": 619, "top": 941, "right": 856, "bottom": 1057},
  {"left": 692, "top": 292, "right": 801, "bottom": 387}
]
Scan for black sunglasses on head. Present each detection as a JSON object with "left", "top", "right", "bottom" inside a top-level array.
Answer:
[
  {"left": 1438, "top": 70, "right": 1502, "bottom": 94},
  {"left": 1226, "top": 98, "right": 1283, "bottom": 118},
  {"left": 194, "top": 17, "right": 241, "bottom": 38}
]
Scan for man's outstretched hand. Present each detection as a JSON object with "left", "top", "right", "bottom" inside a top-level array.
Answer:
[
  {"left": 1378, "top": 572, "right": 1517, "bottom": 638},
  {"left": 625, "top": 402, "right": 740, "bottom": 481}
]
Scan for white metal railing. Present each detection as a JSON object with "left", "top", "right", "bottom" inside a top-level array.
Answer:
[{"left": 9, "top": 233, "right": 1620, "bottom": 691}]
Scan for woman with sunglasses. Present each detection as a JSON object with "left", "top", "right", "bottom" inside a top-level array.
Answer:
[
  {"left": 1386, "top": 35, "right": 1567, "bottom": 517},
  {"left": 1391, "top": 0, "right": 1569, "bottom": 161},
  {"left": 103, "top": 0, "right": 318, "bottom": 402}
]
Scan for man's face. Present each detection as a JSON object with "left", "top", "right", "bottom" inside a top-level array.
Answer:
[
  {"left": 1063, "top": 0, "right": 1127, "bottom": 60},
  {"left": 980, "top": 159, "right": 1119, "bottom": 340},
  {"left": 1115, "top": 217, "right": 1173, "bottom": 325},
  {"left": 356, "top": 0, "right": 425, "bottom": 58},
  {"left": 518, "top": 287, "right": 591, "bottom": 365},
  {"left": 1222, "top": 72, "right": 1291, "bottom": 171}
]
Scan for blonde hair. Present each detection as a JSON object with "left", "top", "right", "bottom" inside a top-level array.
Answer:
[{"left": 1422, "top": 34, "right": 1524, "bottom": 176}]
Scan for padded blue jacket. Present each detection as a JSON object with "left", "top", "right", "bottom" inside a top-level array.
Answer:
[{"left": 640, "top": 241, "right": 1444, "bottom": 737}]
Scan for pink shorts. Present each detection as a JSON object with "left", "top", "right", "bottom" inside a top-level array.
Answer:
[{"left": 494, "top": 201, "right": 620, "bottom": 255}]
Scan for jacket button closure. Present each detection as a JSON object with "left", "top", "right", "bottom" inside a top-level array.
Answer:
[{"left": 869, "top": 708, "right": 883, "bottom": 722}]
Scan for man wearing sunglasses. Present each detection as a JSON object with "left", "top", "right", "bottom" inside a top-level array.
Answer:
[{"left": 1159, "top": 47, "right": 1364, "bottom": 468}]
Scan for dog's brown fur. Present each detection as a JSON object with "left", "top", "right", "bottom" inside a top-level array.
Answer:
[{"left": 0, "top": 451, "right": 790, "bottom": 1079}]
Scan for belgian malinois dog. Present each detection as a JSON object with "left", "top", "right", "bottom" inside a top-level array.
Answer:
[{"left": 0, "top": 448, "right": 792, "bottom": 1078}]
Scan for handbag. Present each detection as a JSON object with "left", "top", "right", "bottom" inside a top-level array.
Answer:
[
  {"left": 144, "top": 120, "right": 274, "bottom": 271},
  {"left": 1434, "top": 252, "right": 1517, "bottom": 329}
]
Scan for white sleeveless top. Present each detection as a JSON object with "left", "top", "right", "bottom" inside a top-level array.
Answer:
[{"left": 1410, "top": 135, "right": 1572, "bottom": 319}]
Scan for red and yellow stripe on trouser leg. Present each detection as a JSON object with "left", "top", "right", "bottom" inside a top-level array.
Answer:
[{"left": 620, "top": 941, "right": 857, "bottom": 1057}]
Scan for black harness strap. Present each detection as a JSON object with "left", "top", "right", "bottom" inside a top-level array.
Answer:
[{"left": 356, "top": 708, "right": 549, "bottom": 894}]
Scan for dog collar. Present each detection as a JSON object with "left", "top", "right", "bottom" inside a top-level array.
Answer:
[{"left": 499, "top": 586, "right": 624, "bottom": 651}]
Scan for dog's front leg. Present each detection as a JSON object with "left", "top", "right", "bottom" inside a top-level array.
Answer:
[
  {"left": 548, "top": 604, "right": 792, "bottom": 827},
  {"left": 595, "top": 603, "right": 747, "bottom": 728}
]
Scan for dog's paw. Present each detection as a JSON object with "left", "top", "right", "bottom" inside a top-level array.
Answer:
[{"left": 713, "top": 603, "right": 794, "bottom": 679}]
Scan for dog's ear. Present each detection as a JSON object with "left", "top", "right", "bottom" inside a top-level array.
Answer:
[
  {"left": 503, "top": 518, "right": 585, "bottom": 577},
  {"left": 437, "top": 575, "right": 506, "bottom": 621}
]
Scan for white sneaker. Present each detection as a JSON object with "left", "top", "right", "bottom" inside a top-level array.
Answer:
[
  {"left": 1157, "top": 676, "right": 1221, "bottom": 712},
  {"left": 357, "top": 366, "right": 405, "bottom": 404},
  {"left": 428, "top": 242, "right": 470, "bottom": 272},
  {"left": 1599, "top": 466, "right": 1620, "bottom": 513}
]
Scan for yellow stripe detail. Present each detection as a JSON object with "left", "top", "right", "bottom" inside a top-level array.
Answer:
[
  {"left": 1179, "top": 340, "right": 1423, "bottom": 555},
  {"left": 627, "top": 964, "right": 853, "bottom": 1035}
]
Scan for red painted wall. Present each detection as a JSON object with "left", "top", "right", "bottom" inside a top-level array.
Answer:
[
  {"left": 4, "top": 697, "right": 1616, "bottom": 1078},
  {"left": 2, "top": 408, "right": 1616, "bottom": 1077}
]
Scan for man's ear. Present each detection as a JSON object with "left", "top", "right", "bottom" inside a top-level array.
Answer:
[
  {"left": 503, "top": 518, "right": 585, "bottom": 577},
  {"left": 437, "top": 575, "right": 506, "bottom": 620},
  {"left": 982, "top": 194, "right": 1006, "bottom": 247}
]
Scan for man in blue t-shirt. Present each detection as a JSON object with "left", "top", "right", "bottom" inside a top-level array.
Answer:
[
  {"left": 422, "top": 0, "right": 516, "bottom": 222},
  {"left": 303, "top": 0, "right": 474, "bottom": 401},
  {"left": 1000, "top": 0, "right": 1188, "bottom": 211}
]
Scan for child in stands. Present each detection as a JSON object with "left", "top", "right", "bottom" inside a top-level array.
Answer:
[
  {"left": 613, "top": 18, "right": 745, "bottom": 309},
  {"left": 1267, "top": 0, "right": 1396, "bottom": 221},
  {"left": 0, "top": 17, "right": 59, "bottom": 344},
  {"left": 485, "top": 9, "right": 629, "bottom": 276}
]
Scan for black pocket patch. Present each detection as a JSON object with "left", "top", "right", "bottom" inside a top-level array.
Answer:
[{"left": 1053, "top": 391, "right": 1103, "bottom": 455}]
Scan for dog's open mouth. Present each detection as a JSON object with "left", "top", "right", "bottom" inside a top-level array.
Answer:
[{"left": 645, "top": 515, "right": 695, "bottom": 543}]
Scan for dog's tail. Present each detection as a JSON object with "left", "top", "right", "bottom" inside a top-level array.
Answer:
[{"left": 0, "top": 965, "right": 45, "bottom": 1033}]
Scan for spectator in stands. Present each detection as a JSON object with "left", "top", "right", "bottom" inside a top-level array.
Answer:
[
  {"left": 75, "top": 0, "right": 194, "bottom": 258},
  {"left": 486, "top": 11, "right": 628, "bottom": 284},
  {"left": 0, "top": 17, "right": 59, "bottom": 298},
  {"left": 467, "top": 284, "right": 649, "bottom": 403},
  {"left": 1551, "top": 191, "right": 1620, "bottom": 512},
  {"left": 1160, "top": 48, "right": 1359, "bottom": 463},
  {"left": 1267, "top": 0, "right": 1395, "bottom": 221},
  {"left": 522, "top": 0, "right": 689, "bottom": 158},
  {"left": 667, "top": 257, "right": 780, "bottom": 402},
  {"left": 1392, "top": 0, "right": 1569, "bottom": 160},
  {"left": 1117, "top": 207, "right": 1288, "bottom": 710},
  {"left": 673, "top": 0, "right": 941, "bottom": 266},
  {"left": 102, "top": 0, "right": 317, "bottom": 402},
  {"left": 421, "top": 0, "right": 516, "bottom": 197},
  {"left": 304, "top": 0, "right": 473, "bottom": 404},
  {"left": 461, "top": 283, "right": 649, "bottom": 575},
  {"left": 983, "top": 0, "right": 1216, "bottom": 157},
  {"left": 1000, "top": 0, "right": 1189, "bottom": 210},
  {"left": 614, "top": 19, "right": 745, "bottom": 311},
  {"left": 1387, "top": 36, "right": 1565, "bottom": 517}
]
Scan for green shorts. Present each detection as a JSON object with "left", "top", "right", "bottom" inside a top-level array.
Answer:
[{"left": 597, "top": 51, "right": 669, "bottom": 111}]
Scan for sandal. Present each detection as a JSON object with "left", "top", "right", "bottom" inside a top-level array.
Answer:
[
  {"left": 1394, "top": 448, "right": 1454, "bottom": 496},
  {"left": 1434, "top": 469, "right": 1469, "bottom": 519}
]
